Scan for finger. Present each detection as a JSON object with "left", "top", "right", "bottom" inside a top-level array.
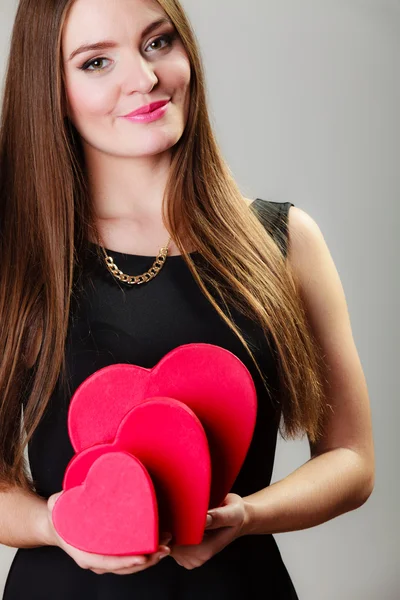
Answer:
[
  {"left": 90, "top": 555, "right": 153, "bottom": 575},
  {"left": 153, "top": 548, "right": 171, "bottom": 563},
  {"left": 112, "top": 568, "right": 141, "bottom": 576},
  {"left": 159, "top": 532, "right": 173, "bottom": 546},
  {"left": 120, "top": 549, "right": 171, "bottom": 573},
  {"left": 87, "top": 554, "right": 148, "bottom": 572},
  {"left": 205, "top": 505, "right": 240, "bottom": 530},
  {"left": 112, "top": 551, "right": 170, "bottom": 576},
  {"left": 47, "top": 492, "right": 63, "bottom": 512},
  {"left": 82, "top": 546, "right": 170, "bottom": 574},
  {"left": 91, "top": 565, "right": 144, "bottom": 576}
]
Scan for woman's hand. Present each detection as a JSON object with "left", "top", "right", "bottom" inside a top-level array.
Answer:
[
  {"left": 46, "top": 492, "right": 172, "bottom": 575},
  {"left": 170, "top": 493, "right": 249, "bottom": 570}
]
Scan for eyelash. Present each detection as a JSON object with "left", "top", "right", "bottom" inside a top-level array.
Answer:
[{"left": 79, "top": 33, "right": 176, "bottom": 73}]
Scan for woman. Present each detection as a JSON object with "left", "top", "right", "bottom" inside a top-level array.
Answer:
[{"left": 0, "top": 0, "right": 375, "bottom": 598}]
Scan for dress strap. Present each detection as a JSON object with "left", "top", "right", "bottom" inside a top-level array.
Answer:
[{"left": 251, "top": 198, "right": 294, "bottom": 259}]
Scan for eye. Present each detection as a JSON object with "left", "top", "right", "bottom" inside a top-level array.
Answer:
[
  {"left": 80, "top": 57, "right": 111, "bottom": 73},
  {"left": 144, "top": 33, "right": 176, "bottom": 53}
]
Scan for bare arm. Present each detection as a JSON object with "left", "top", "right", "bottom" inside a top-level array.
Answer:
[
  {"left": 0, "top": 486, "right": 53, "bottom": 548},
  {"left": 241, "top": 206, "right": 374, "bottom": 535},
  {"left": 242, "top": 446, "right": 372, "bottom": 535},
  {"left": 0, "top": 486, "right": 171, "bottom": 575}
]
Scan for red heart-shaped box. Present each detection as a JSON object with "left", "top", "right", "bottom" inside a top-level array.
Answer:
[
  {"left": 68, "top": 343, "right": 257, "bottom": 509},
  {"left": 64, "top": 397, "right": 211, "bottom": 545},
  {"left": 53, "top": 451, "right": 158, "bottom": 556}
]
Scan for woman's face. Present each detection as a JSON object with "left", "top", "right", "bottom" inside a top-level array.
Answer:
[{"left": 62, "top": 0, "right": 191, "bottom": 159}]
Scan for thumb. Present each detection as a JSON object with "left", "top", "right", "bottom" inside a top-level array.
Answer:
[
  {"left": 47, "top": 491, "right": 63, "bottom": 513},
  {"left": 205, "top": 509, "right": 229, "bottom": 531},
  {"left": 205, "top": 498, "right": 242, "bottom": 530}
]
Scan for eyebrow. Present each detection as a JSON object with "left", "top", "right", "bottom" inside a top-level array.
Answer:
[{"left": 68, "top": 17, "right": 173, "bottom": 61}]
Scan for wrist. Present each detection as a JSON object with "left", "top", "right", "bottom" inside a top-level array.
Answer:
[
  {"left": 238, "top": 499, "right": 256, "bottom": 538},
  {"left": 36, "top": 503, "right": 58, "bottom": 547}
]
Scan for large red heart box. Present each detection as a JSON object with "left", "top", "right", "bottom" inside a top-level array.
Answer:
[
  {"left": 68, "top": 343, "right": 257, "bottom": 508},
  {"left": 64, "top": 397, "right": 211, "bottom": 545},
  {"left": 53, "top": 451, "right": 158, "bottom": 556}
]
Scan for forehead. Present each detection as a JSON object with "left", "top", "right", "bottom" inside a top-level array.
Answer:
[{"left": 62, "top": 0, "right": 167, "bottom": 47}]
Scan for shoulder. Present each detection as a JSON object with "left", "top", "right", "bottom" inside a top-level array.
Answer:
[
  {"left": 287, "top": 205, "right": 320, "bottom": 269},
  {"left": 244, "top": 198, "right": 326, "bottom": 269},
  {"left": 286, "top": 204, "right": 335, "bottom": 296},
  {"left": 286, "top": 204, "right": 342, "bottom": 323}
]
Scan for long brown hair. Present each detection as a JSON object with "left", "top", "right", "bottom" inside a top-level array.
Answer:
[{"left": 0, "top": 0, "right": 329, "bottom": 493}]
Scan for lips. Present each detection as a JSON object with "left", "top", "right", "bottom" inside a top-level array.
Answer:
[{"left": 124, "top": 100, "right": 170, "bottom": 118}]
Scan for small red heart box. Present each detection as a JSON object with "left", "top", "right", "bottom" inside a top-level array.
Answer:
[
  {"left": 53, "top": 451, "right": 158, "bottom": 556},
  {"left": 63, "top": 397, "right": 211, "bottom": 545},
  {"left": 68, "top": 343, "right": 257, "bottom": 509}
]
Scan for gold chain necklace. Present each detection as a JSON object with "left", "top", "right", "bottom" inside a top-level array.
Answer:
[{"left": 100, "top": 235, "right": 172, "bottom": 286}]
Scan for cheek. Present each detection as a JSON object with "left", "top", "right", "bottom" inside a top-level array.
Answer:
[
  {"left": 175, "top": 58, "right": 191, "bottom": 92},
  {"left": 162, "top": 51, "right": 191, "bottom": 95},
  {"left": 176, "top": 61, "right": 191, "bottom": 118},
  {"left": 65, "top": 76, "right": 117, "bottom": 119}
]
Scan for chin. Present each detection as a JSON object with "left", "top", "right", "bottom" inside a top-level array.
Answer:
[{"left": 130, "top": 130, "right": 184, "bottom": 156}]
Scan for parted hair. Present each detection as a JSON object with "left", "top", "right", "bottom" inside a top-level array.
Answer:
[{"left": 0, "top": 0, "right": 329, "bottom": 492}]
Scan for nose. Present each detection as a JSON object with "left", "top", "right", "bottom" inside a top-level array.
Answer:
[{"left": 122, "top": 54, "right": 158, "bottom": 95}]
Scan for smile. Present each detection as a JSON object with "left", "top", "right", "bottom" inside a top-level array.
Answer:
[{"left": 121, "top": 101, "right": 170, "bottom": 123}]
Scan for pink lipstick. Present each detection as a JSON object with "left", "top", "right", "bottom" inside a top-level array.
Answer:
[{"left": 121, "top": 100, "right": 170, "bottom": 123}]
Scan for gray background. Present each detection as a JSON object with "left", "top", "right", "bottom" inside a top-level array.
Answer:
[{"left": 1, "top": 0, "right": 399, "bottom": 598}]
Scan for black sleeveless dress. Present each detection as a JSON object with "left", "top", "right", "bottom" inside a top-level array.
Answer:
[{"left": 3, "top": 199, "right": 299, "bottom": 599}]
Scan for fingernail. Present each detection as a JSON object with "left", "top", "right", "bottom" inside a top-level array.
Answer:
[
  {"left": 133, "top": 557, "right": 147, "bottom": 565},
  {"left": 158, "top": 551, "right": 170, "bottom": 560},
  {"left": 206, "top": 514, "right": 213, "bottom": 527}
]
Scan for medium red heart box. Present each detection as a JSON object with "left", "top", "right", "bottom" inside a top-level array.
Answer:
[
  {"left": 53, "top": 343, "right": 258, "bottom": 555},
  {"left": 63, "top": 397, "right": 212, "bottom": 547}
]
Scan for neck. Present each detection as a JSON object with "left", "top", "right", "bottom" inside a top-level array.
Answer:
[
  {"left": 84, "top": 143, "right": 177, "bottom": 254},
  {"left": 84, "top": 142, "right": 172, "bottom": 227}
]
